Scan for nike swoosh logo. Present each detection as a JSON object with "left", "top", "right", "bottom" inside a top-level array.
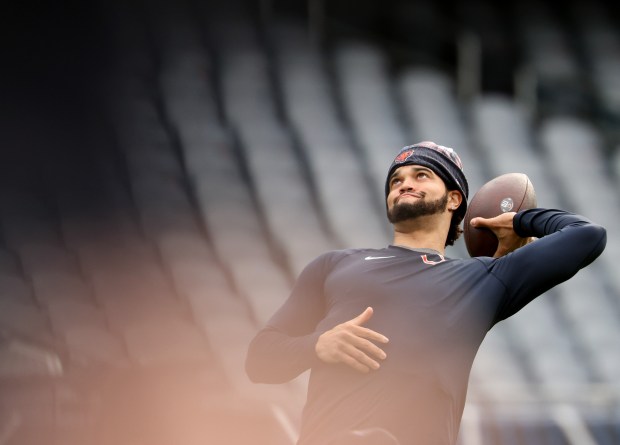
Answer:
[{"left": 364, "top": 256, "right": 396, "bottom": 260}]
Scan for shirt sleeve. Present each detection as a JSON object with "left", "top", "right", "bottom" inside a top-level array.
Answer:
[
  {"left": 245, "top": 252, "right": 337, "bottom": 383},
  {"left": 482, "top": 208, "right": 607, "bottom": 323}
]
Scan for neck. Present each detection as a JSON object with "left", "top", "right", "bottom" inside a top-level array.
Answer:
[{"left": 391, "top": 216, "right": 449, "bottom": 254}]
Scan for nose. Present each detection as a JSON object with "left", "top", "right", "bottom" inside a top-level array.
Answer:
[{"left": 398, "top": 176, "right": 415, "bottom": 192}]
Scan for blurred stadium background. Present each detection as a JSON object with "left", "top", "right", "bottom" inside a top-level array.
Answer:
[{"left": 1, "top": 0, "right": 620, "bottom": 443}]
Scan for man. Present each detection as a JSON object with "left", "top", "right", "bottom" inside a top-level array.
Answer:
[{"left": 245, "top": 141, "right": 607, "bottom": 445}]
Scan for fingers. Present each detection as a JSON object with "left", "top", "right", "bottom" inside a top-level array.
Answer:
[
  {"left": 471, "top": 212, "right": 516, "bottom": 229},
  {"left": 338, "top": 342, "right": 382, "bottom": 373},
  {"left": 334, "top": 335, "right": 387, "bottom": 373},
  {"left": 339, "top": 325, "right": 389, "bottom": 372},
  {"left": 350, "top": 306, "right": 374, "bottom": 326},
  {"left": 469, "top": 217, "right": 483, "bottom": 227},
  {"left": 472, "top": 213, "right": 531, "bottom": 257},
  {"left": 346, "top": 331, "right": 388, "bottom": 361},
  {"left": 348, "top": 307, "right": 389, "bottom": 343},
  {"left": 470, "top": 216, "right": 497, "bottom": 229},
  {"left": 470, "top": 216, "right": 491, "bottom": 228},
  {"left": 315, "top": 312, "right": 389, "bottom": 373},
  {"left": 349, "top": 324, "right": 390, "bottom": 344},
  {"left": 316, "top": 330, "right": 388, "bottom": 367}
]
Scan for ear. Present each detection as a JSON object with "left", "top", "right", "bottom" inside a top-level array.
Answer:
[{"left": 447, "top": 190, "right": 463, "bottom": 211}]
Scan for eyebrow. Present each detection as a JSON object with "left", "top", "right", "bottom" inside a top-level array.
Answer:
[
  {"left": 390, "top": 165, "right": 434, "bottom": 182},
  {"left": 410, "top": 166, "right": 433, "bottom": 174}
]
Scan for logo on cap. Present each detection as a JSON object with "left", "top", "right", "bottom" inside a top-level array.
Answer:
[{"left": 394, "top": 148, "right": 415, "bottom": 164}]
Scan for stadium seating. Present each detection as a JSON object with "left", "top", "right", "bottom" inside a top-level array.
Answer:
[{"left": 2, "top": 0, "right": 620, "bottom": 443}]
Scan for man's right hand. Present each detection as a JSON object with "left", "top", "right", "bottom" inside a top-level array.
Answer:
[
  {"left": 471, "top": 212, "right": 534, "bottom": 258},
  {"left": 315, "top": 307, "right": 389, "bottom": 373}
]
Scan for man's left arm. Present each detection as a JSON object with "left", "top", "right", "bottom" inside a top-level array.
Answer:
[{"left": 472, "top": 208, "right": 607, "bottom": 320}]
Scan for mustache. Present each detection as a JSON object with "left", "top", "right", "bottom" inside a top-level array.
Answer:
[{"left": 395, "top": 191, "right": 426, "bottom": 204}]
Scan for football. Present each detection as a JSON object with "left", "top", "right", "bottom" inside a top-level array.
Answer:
[{"left": 463, "top": 173, "right": 537, "bottom": 257}]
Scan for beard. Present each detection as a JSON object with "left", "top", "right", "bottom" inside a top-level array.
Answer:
[{"left": 387, "top": 192, "right": 449, "bottom": 224}]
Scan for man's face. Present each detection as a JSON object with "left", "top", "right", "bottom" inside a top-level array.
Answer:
[{"left": 386, "top": 165, "right": 451, "bottom": 223}]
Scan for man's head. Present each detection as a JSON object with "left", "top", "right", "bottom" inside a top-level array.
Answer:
[{"left": 385, "top": 141, "right": 469, "bottom": 246}]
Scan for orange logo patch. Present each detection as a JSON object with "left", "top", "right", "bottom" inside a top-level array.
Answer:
[{"left": 394, "top": 148, "right": 414, "bottom": 163}]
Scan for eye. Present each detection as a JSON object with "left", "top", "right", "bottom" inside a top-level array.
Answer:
[
  {"left": 390, "top": 177, "right": 402, "bottom": 187},
  {"left": 417, "top": 171, "right": 430, "bottom": 179}
]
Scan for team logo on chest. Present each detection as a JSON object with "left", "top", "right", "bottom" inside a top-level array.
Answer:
[{"left": 421, "top": 254, "right": 446, "bottom": 265}]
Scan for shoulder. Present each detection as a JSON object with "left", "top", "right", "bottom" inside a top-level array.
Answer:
[
  {"left": 312, "top": 247, "right": 381, "bottom": 264},
  {"left": 442, "top": 256, "right": 505, "bottom": 282},
  {"left": 305, "top": 247, "right": 394, "bottom": 270},
  {"left": 293, "top": 248, "right": 372, "bottom": 284},
  {"left": 443, "top": 255, "right": 494, "bottom": 271}
]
